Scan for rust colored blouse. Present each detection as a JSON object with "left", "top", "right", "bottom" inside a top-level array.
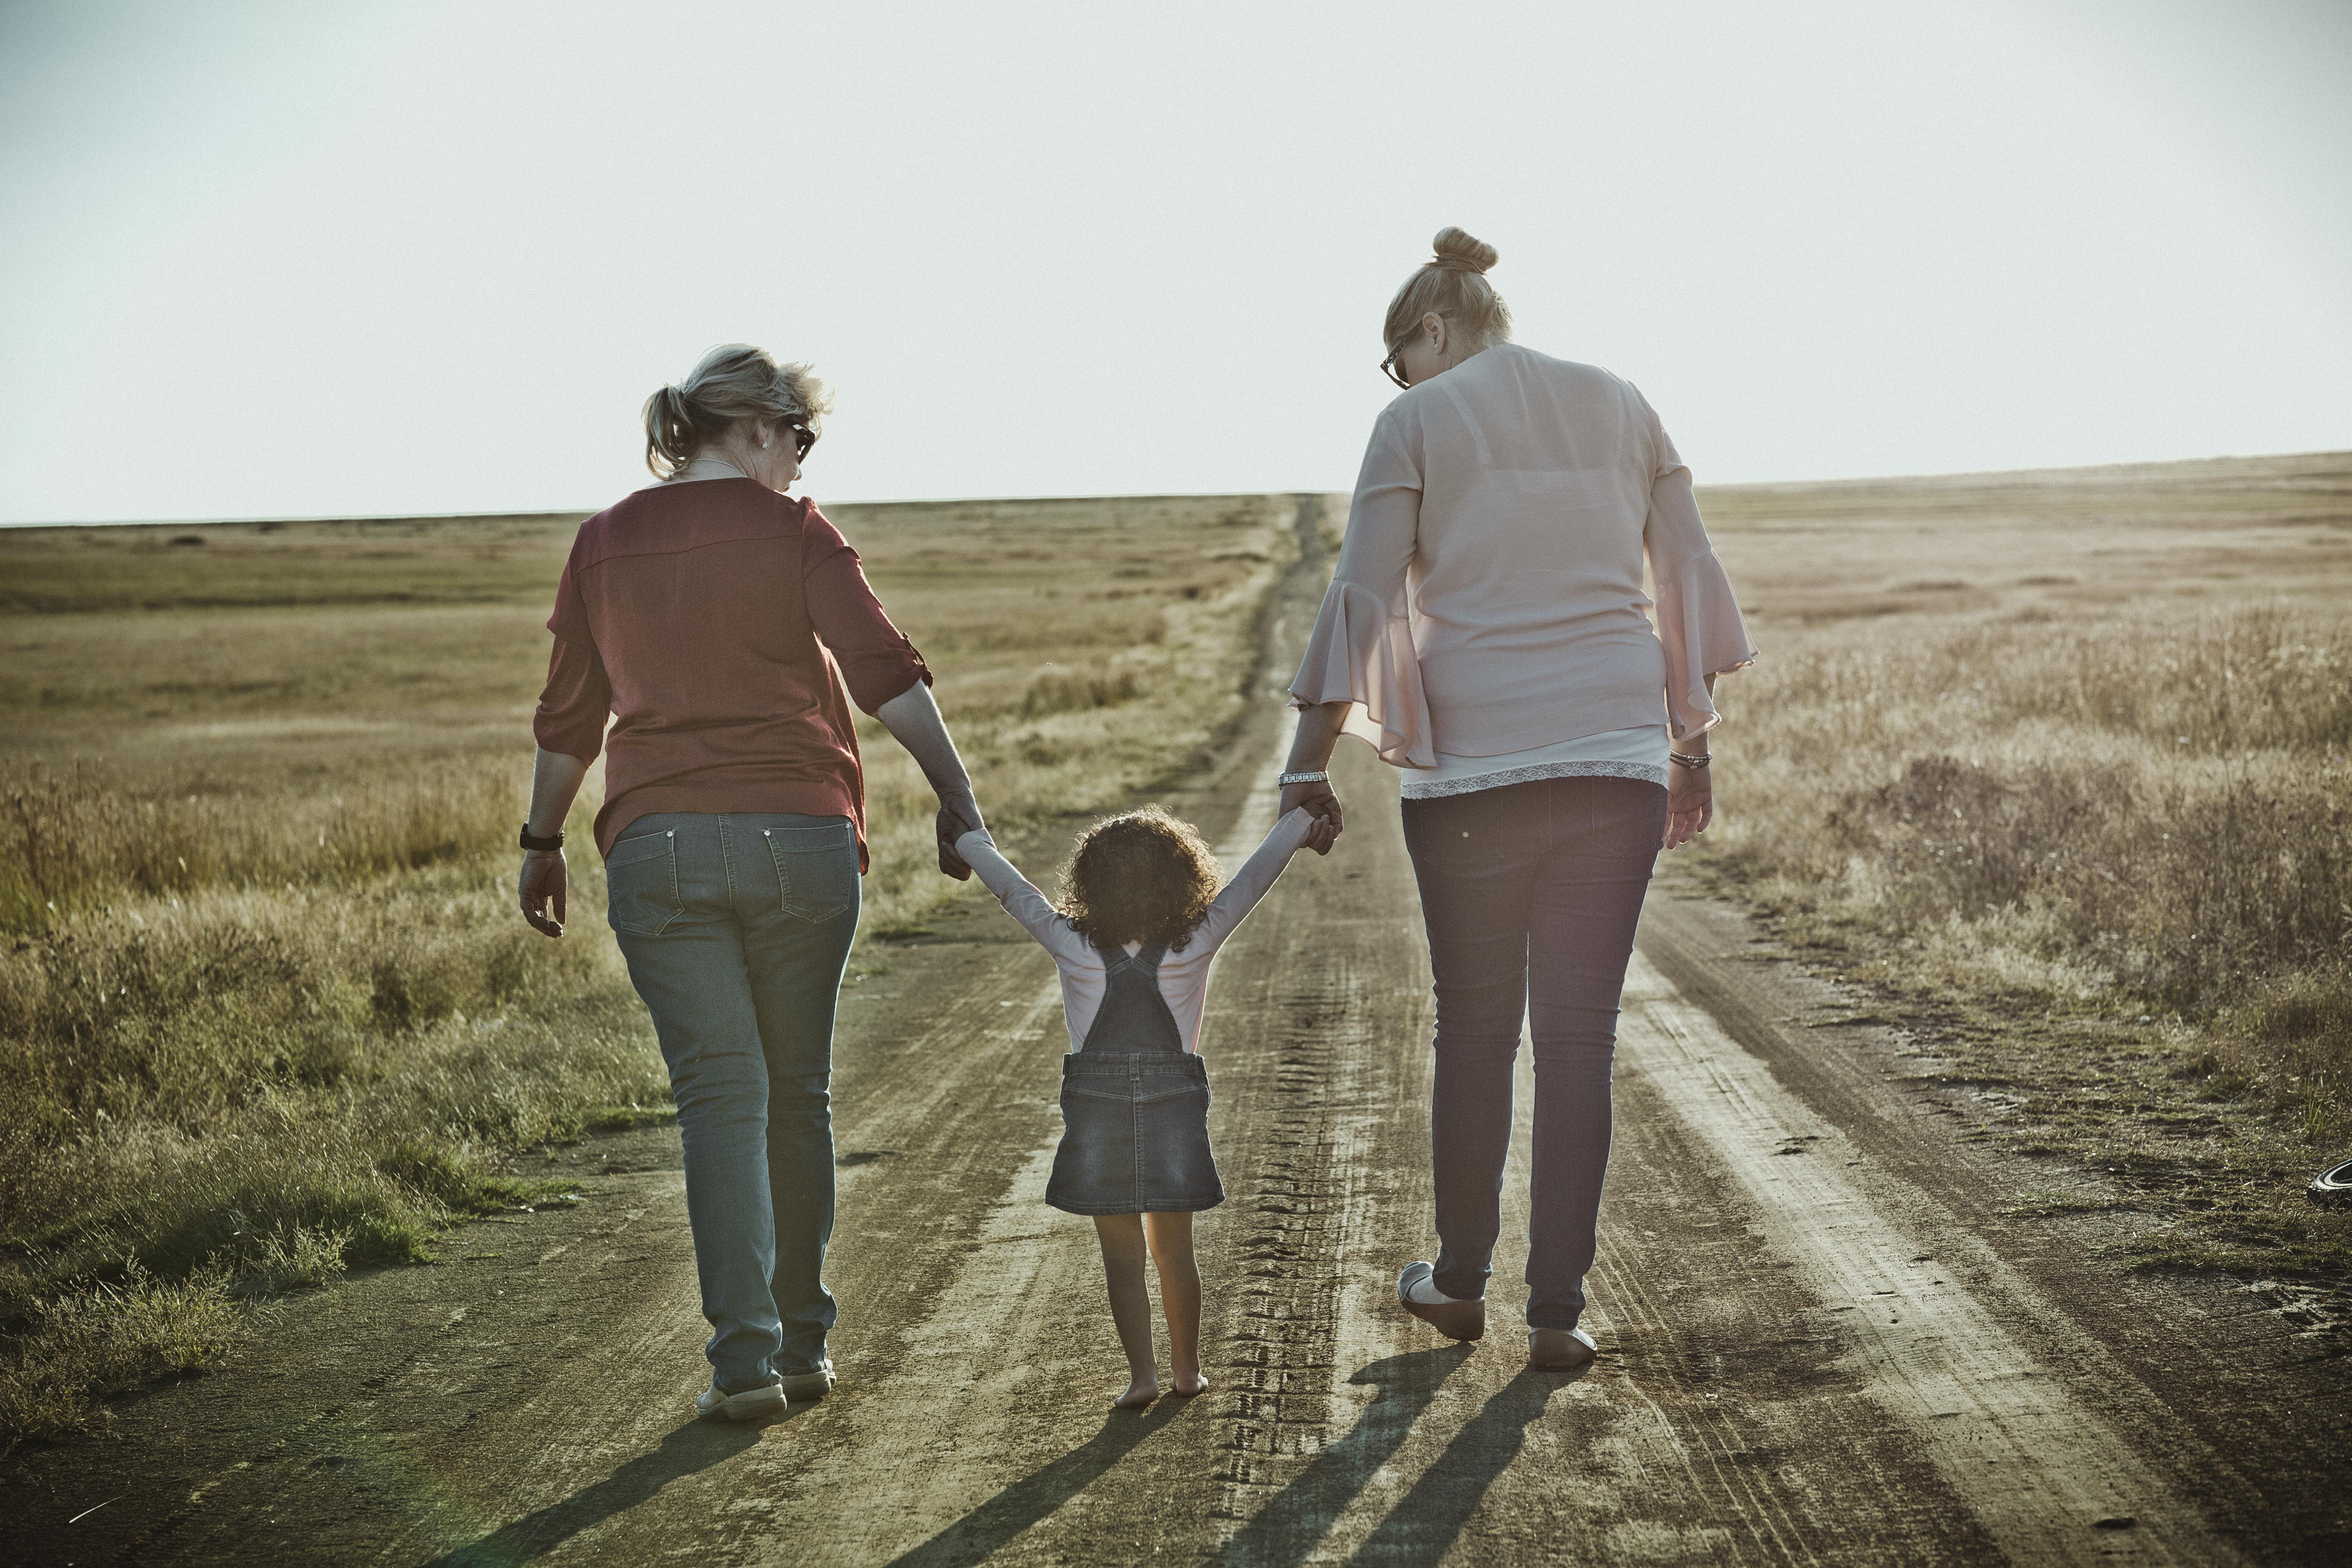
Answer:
[{"left": 532, "top": 479, "right": 930, "bottom": 864}]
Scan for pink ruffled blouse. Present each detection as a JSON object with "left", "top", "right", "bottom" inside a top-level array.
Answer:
[{"left": 1290, "top": 343, "right": 1756, "bottom": 768}]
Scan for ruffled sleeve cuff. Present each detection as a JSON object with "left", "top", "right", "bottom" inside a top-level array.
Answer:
[
  {"left": 1654, "top": 549, "right": 1757, "bottom": 741},
  {"left": 1287, "top": 579, "right": 1436, "bottom": 768}
]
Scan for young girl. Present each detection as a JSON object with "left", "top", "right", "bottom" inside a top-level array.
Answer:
[{"left": 953, "top": 802, "right": 1332, "bottom": 1407}]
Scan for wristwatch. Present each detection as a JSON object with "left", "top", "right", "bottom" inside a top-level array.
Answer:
[{"left": 519, "top": 823, "right": 565, "bottom": 852}]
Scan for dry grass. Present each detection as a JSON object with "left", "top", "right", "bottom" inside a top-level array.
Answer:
[
  {"left": 1692, "top": 450, "right": 2352, "bottom": 1286},
  {"left": 0, "top": 492, "right": 1300, "bottom": 1437},
  {"left": 0, "top": 1263, "right": 245, "bottom": 1450}
]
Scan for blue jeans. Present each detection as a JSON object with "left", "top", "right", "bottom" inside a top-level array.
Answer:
[
  {"left": 605, "top": 811, "right": 860, "bottom": 1392},
  {"left": 1400, "top": 775, "right": 1666, "bottom": 1332}
]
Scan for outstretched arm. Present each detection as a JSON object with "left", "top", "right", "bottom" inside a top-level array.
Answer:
[
  {"left": 954, "top": 829, "right": 1093, "bottom": 967},
  {"left": 1190, "top": 807, "right": 1320, "bottom": 953},
  {"left": 878, "top": 682, "right": 985, "bottom": 877}
]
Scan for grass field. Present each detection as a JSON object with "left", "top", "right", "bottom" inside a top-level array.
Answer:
[
  {"left": 1690, "top": 450, "right": 2352, "bottom": 1283},
  {"left": 0, "top": 494, "right": 1303, "bottom": 1440},
  {"left": 4, "top": 448, "right": 2348, "bottom": 1441}
]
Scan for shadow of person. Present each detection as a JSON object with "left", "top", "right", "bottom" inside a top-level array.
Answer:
[
  {"left": 1343, "top": 1363, "right": 1580, "bottom": 1564},
  {"left": 1203, "top": 1343, "right": 1475, "bottom": 1568},
  {"left": 884, "top": 1400, "right": 1186, "bottom": 1566},
  {"left": 425, "top": 1408, "right": 795, "bottom": 1566}
]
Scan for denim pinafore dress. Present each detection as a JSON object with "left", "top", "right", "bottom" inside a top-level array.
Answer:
[{"left": 1043, "top": 938, "right": 1224, "bottom": 1216}]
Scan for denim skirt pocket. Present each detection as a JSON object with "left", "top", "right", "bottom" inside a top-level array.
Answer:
[
  {"left": 604, "top": 829, "right": 682, "bottom": 937},
  {"left": 1134, "top": 1076, "right": 1222, "bottom": 1213},
  {"left": 762, "top": 822, "right": 858, "bottom": 924}
]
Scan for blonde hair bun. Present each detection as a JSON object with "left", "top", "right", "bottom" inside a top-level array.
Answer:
[
  {"left": 1430, "top": 227, "right": 1499, "bottom": 274},
  {"left": 1383, "top": 229, "right": 1512, "bottom": 351}
]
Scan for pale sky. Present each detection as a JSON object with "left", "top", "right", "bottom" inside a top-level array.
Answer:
[{"left": 2, "top": 0, "right": 2346, "bottom": 524}]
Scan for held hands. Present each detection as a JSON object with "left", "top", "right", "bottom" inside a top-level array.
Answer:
[
  {"left": 936, "top": 791, "right": 985, "bottom": 880},
  {"left": 519, "top": 849, "right": 567, "bottom": 937},
  {"left": 1663, "top": 756, "right": 1713, "bottom": 851},
  {"left": 1281, "top": 780, "right": 1344, "bottom": 856}
]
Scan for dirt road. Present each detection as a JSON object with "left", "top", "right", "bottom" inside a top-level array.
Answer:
[{"left": 7, "top": 508, "right": 2344, "bottom": 1565}]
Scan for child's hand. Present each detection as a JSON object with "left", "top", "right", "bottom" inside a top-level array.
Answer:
[
  {"left": 1282, "top": 779, "right": 1344, "bottom": 856},
  {"left": 1303, "top": 812, "right": 1340, "bottom": 856}
]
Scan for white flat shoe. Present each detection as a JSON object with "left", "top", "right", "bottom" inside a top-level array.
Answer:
[
  {"left": 776, "top": 1360, "right": 836, "bottom": 1401},
  {"left": 1528, "top": 1327, "right": 1597, "bottom": 1371},
  {"left": 696, "top": 1379, "right": 786, "bottom": 1421},
  {"left": 1398, "top": 1261, "right": 1486, "bottom": 1342}
]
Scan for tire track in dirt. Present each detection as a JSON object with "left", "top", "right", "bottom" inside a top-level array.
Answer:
[
  {"left": 1613, "top": 953, "right": 2232, "bottom": 1565},
  {"left": 1139, "top": 748, "right": 2000, "bottom": 1567}
]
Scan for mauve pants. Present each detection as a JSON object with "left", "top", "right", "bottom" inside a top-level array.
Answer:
[{"left": 1401, "top": 775, "right": 1667, "bottom": 1332}]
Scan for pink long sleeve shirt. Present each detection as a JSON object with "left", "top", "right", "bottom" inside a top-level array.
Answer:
[{"left": 1289, "top": 343, "right": 1757, "bottom": 767}]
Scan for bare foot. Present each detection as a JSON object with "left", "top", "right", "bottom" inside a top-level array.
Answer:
[
  {"left": 1170, "top": 1372, "right": 1209, "bottom": 1397},
  {"left": 1112, "top": 1376, "right": 1160, "bottom": 1409}
]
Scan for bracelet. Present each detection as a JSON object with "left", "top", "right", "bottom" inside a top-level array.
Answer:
[
  {"left": 1667, "top": 752, "right": 1711, "bottom": 771},
  {"left": 519, "top": 823, "right": 565, "bottom": 851},
  {"left": 1278, "top": 770, "right": 1330, "bottom": 786}
]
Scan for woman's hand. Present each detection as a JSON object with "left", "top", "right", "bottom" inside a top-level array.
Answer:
[
  {"left": 1663, "top": 759, "right": 1713, "bottom": 851},
  {"left": 1281, "top": 780, "right": 1344, "bottom": 855},
  {"left": 519, "top": 849, "right": 568, "bottom": 937},
  {"left": 936, "top": 790, "right": 984, "bottom": 880}
]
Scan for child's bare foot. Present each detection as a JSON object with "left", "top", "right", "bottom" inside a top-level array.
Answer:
[
  {"left": 1170, "top": 1371, "right": 1209, "bottom": 1397},
  {"left": 1112, "top": 1375, "right": 1160, "bottom": 1409}
]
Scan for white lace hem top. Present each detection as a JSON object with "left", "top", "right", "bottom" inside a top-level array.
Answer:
[
  {"left": 1397, "top": 724, "right": 1670, "bottom": 800},
  {"left": 953, "top": 808, "right": 1314, "bottom": 1054}
]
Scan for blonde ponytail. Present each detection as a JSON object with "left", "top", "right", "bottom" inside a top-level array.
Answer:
[{"left": 641, "top": 344, "right": 835, "bottom": 479}]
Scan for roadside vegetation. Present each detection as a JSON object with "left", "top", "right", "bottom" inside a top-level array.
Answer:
[
  {"left": 1693, "top": 452, "right": 2352, "bottom": 1291},
  {"left": 0, "top": 495, "right": 1298, "bottom": 1441},
  {"left": 10, "top": 450, "right": 2345, "bottom": 1439}
]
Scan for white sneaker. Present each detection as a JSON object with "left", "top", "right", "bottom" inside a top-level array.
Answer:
[{"left": 696, "top": 1380, "right": 786, "bottom": 1421}]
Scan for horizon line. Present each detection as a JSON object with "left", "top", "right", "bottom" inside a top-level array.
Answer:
[{"left": 5, "top": 446, "right": 2345, "bottom": 531}]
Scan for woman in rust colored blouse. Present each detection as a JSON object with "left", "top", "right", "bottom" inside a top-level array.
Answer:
[{"left": 518, "top": 344, "right": 982, "bottom": 1420}]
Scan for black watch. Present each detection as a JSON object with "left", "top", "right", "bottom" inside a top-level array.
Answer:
[{"left": 519, "top": 823, "right": 565, "bottom": 852}]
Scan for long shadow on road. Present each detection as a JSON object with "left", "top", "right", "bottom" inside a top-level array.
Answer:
[
  {"left": 1344, "top": 1365, "right": 1581, "bottom": 1564},
  {"left": 1204, "top": 1345, "right": 1474, "bottom": 1568},
  {"left": 886, "top": 1401, "right": 1186, "bottom": 1566},
  {"left": 425, "top": 1410, "right": 793, "bottom": 1567}
]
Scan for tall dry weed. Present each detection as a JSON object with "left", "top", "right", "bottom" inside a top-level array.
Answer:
[{"left": 1713, "top": 601, "right": 2352, "bottom": 1134}]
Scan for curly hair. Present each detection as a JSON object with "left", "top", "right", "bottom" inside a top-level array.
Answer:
[{"left": 1056, "top": 806, "right": 1223, "bottom": 953}]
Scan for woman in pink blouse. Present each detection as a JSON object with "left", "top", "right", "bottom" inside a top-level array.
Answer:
[{"left": 1280, "top": 229, "right": 1757, "bottom": 1372}]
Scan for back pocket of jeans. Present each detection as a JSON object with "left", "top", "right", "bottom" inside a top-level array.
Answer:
[
  {"left": 604, "top": 829, "right": 681, "bottom": 936},
  {"left": 763, "top": 822, "right": 857, "bottom": 924}
]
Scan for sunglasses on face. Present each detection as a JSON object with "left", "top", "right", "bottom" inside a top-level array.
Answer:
[
  {"left": 788, "top": 421, "right": 816, "bottom": 461},
  {"left": 1379, "top": 347, "right": 1411, "bottom": 390}
]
